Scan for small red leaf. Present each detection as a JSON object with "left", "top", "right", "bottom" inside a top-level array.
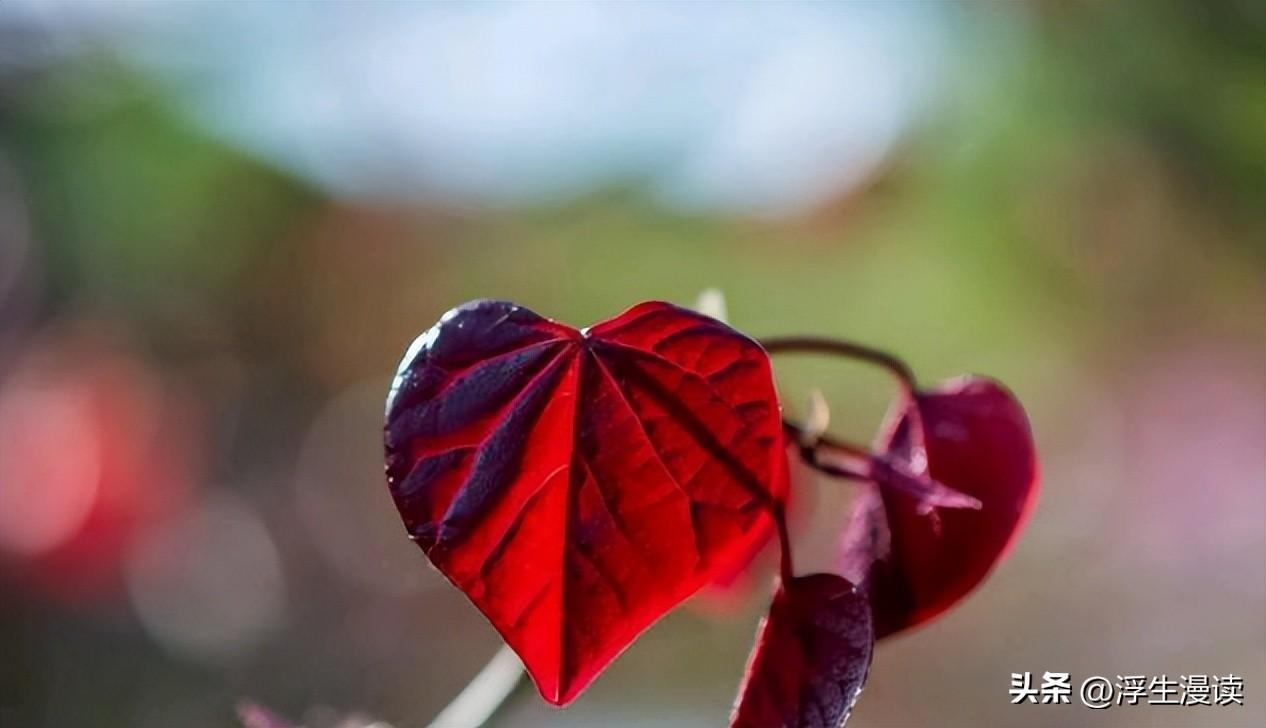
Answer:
[
  {"left": 730, "top": 573, "right": 873, "bottom": 728},
  {"left": 860, "top": 376, "right": 1039, "bottom": 637},
  {"left": 384, "top": 300, "right": 787, "bottom": 705}
]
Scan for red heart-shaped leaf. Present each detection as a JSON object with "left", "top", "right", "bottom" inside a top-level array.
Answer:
[
  {"left": 384, "top": 300, "right": 787, "bottom": 705},
  {"left": 858, "top": 376, "right": 1038, "bottom": 637},
  {"left": 730, "top": 573, "right": 873, "bottom": 728}
]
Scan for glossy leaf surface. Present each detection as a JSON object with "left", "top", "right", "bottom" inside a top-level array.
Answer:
[
  {"left": 384, "top": 299, "right": 787, "bottom": 705},
  {"left": 862, "top": 376, "right": 1038, "bottom": 637},
  {"left": 730, "top": 573, "right": 873, "bottom": 728}
]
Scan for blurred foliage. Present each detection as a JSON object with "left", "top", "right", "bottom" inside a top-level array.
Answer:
[{"left": 4, "top": 60, "right": 315, "bottom": 315}]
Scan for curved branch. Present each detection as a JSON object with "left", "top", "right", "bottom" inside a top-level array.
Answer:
[{"left": 760, "top": 336, "right": 917, "bottom": 394}]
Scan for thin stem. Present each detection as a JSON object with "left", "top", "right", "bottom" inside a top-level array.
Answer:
[
  {"left": 790, "top": 428, "right": 871, "bottom": 482},
  {"left": 763, "top": 333, "right": 918, "bottom": 474},
  {"left": 791, "top": 431, "right": 981, "bottom": 512},
  {"left": 782, "top": 420, "right": 870, "bottom": 460},
  {"left": 427, "top": 644, "right": 525, "bottom": 728},
  {"left": 773, "top": 502, "right": 794, "bottom": 582},
  {"left": 760, "top": 336, "right": 917, "bottom": 394}
]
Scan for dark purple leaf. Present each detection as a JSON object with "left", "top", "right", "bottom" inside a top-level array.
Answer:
[
  {"left": 730, "top": 573, "right": 873, "bottom": 728},
  {"left": 849, "top": 376, "right": 1039, "bottom": 637}
]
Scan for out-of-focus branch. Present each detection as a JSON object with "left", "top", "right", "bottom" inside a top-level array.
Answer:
[
  {"left": 760, "top": 336, "right": 917, "bottom": 393},
  {"left": 427, "top": 644, "right": 525, "bottom": 728}
]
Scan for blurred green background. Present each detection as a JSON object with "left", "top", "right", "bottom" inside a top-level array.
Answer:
[{"left": 0, "top": 2, "right": 1262, "bottom": 727}]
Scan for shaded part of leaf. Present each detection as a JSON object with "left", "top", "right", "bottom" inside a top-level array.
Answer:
[
  {"left": 391, "top": 446, "right": 474, "bottom": 545},
  {"left": 388, "top": 300, "right": 569, "bottom": 413},
  {"left": 387, "top": 340, "right": 563, "bottom": 444},
  {"left": 435, "top": 353, "right": 572, "bottom": 548},
  {"left": 424, "top": 299, "right": 571, "bottom": 367},
  {"left": 730, "top": 573, "right": 873, "bottom": 728},
  {"left": 834, "top": 484, "right": 923, "bottom": 641},
  {"left": 835, "top": 486, "right": 889, "bottom": 588}
]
